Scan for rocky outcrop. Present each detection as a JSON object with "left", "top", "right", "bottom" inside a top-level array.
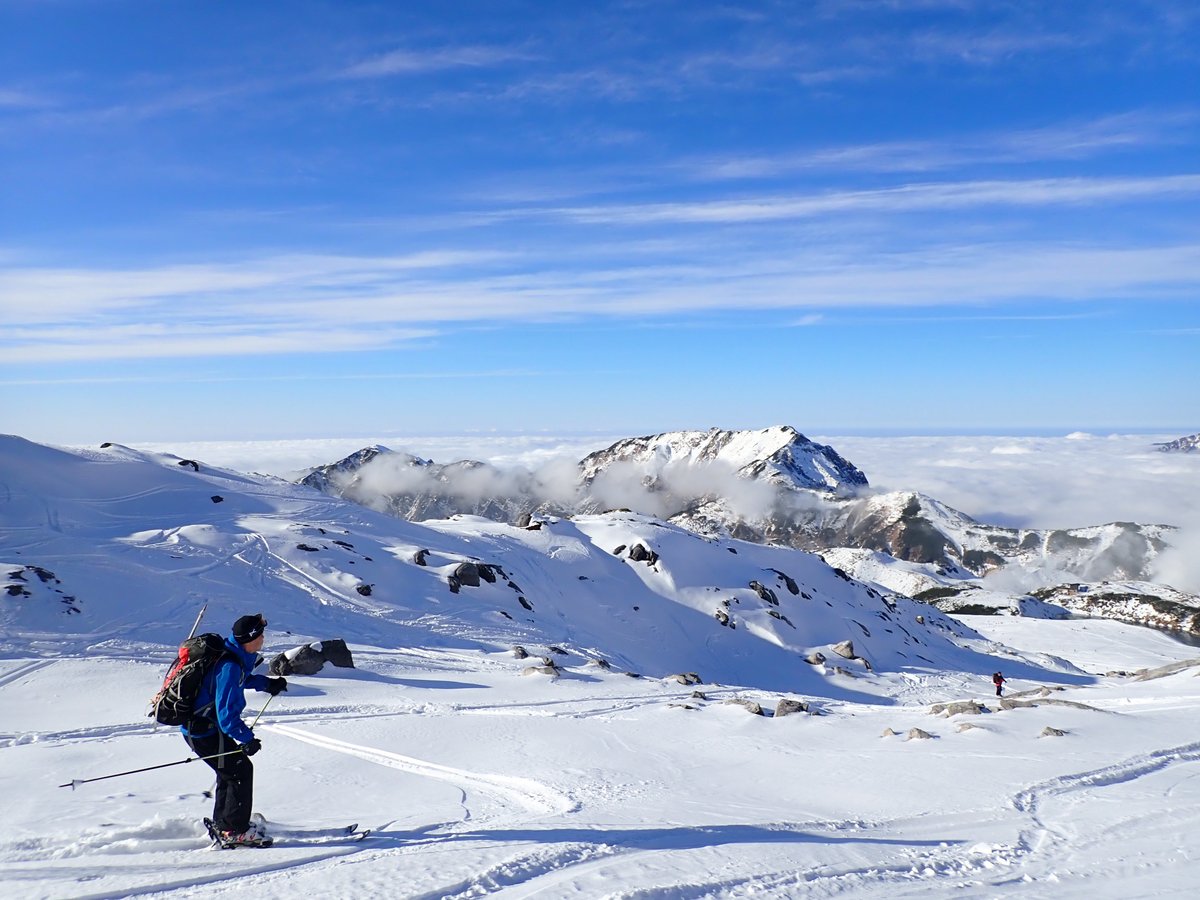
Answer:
[
  {"left": 269, "top": 639, "right": 355, "bottom": 676},
  {"left": 723, "top": 698, "right": 765, "bottom": 715},
  {"left": 774, "top": 698, "right": 808, "bottom": 717},
  {"left": 930, "top": 700, "right": 989, "bottom": 717},
  {"left": 522, "top": 663, "right": 561, "bottom": 677},
  {"left": 1134, "top": 658, "right": 1200, "bottom": 681},
  {"left": 453, "top": 562, "right": 481, "bottom": 587}
]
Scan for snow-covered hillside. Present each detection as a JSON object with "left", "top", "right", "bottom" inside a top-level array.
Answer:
[
  {"left": 7, "top": 433, "right": 1200, "bottom": 898},
  {"left": 0, "top": 434, "right": 1021, "bottom": 695}
]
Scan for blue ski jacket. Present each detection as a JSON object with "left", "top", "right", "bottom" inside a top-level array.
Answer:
[{"left": 180, "top": 632, "right": 270, "bottom": 744}]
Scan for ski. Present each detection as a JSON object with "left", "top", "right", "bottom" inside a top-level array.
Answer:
[
  {"left": 247, "top": 814, "right": 371, "bottom": 845},
  {"left": 293, "top": 825, "right": 372, "bottom": 844}
]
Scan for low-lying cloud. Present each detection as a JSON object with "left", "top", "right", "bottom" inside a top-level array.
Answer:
[{"left": 339, "top": 451, "right": 783, "bottom": 523}]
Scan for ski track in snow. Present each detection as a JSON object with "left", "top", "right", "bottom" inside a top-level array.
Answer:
[
  {"left": 431, "top": 740, "right": 1200, "bottom": 899},
  {"left": 0, "top": 719, "right": 158, "bottom": 748},
  {"left": 406, "top": 843, "right": 626, "bottom": 900},
  {"left": 619, "top": 740, "right": 1200, "bottom": 899},
  {"left": 1003, "top": 739, "right": 1200, "bottom": 887},
  {"left": 0, "top": 659, "right": 54, "bottom": 690},
  {"left": 266, "top": 721, "right": 578, "bottom": 817},
  {"left": 66, "top": 848, "right": 361, "bottom": 900}
]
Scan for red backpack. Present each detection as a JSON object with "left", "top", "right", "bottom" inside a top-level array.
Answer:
[{"left": 148, "top": 633, "right": 231, "bottom": 726}]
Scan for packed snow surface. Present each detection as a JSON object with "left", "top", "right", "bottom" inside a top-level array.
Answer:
[{"left": 3, "top": 434, "right": 1200, "bottom": 898}]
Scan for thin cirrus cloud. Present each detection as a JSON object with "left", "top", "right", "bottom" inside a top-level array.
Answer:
[
  {"left": 0, "top": 87, "right": 53, "bottom": 109},
  {"left": 3, "top": 240, "right": 1198, "bottom": 364},
  {"left": 0, "top": 250, "right": 509, "bottom": 323},
  {"left": 0, "top": 323, "right": 438, "bottom": 364},
  {"left": 682, "top": 111, "right": 1198, "bottom": 180},
  {"left": 523, "top": 174, "right": 1200, "bottom": 226},
  {"left": 338, "top": 45, "right": 536, "bottom": 79}
]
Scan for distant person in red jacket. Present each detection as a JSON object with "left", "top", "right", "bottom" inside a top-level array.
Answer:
[{"left": 993, "top": 672, "right": 1006, "bottom": 697}]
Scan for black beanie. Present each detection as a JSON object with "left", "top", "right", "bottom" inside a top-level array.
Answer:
[{"left": 233, "top": 613, "right": 266, "bottom": 644}]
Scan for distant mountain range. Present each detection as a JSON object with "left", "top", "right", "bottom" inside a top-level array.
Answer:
[
  {"left": 299, "top": 426, "right": 1178, "bottom": 590},
  {"left": 1157, "top": 432, "right": 1200, "bottom": 453}
]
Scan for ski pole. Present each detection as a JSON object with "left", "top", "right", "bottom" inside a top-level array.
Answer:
[
  {"left": 247, "top": 692, "right": 274, "bottom": 730},
  {"left": 186, "top": 602, "right": 208, "bottom": 641},
  {"left": 59, "top": 748, "right": 245, "bottom": 790}
]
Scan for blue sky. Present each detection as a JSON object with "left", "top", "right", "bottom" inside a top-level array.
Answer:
[{"left": 2, "top": 1, "right": 1198, "bottom": 443}]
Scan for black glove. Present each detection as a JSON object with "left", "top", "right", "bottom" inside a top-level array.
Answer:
[
  {"left": 265, "top": 677, "right": 288, "bottom": 696},
  {"left": 241, "top": 738, "right": 262, "bottom": 756}
]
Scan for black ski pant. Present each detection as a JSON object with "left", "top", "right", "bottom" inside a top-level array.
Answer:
[{"left": 185, "top": 729, "right": 253, "bottom": 834}]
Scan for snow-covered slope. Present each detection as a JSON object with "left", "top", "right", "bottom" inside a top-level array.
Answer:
[
  {"left": 0, "top": 434, "right": 1041, "bottom": 697},
  {"left": 9, "top": 434, "right": 1200, "bottom": 898}
]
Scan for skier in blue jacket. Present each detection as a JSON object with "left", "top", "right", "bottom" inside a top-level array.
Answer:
[{"left": 182, "top": 613, "right": 286, "bottom": 847}]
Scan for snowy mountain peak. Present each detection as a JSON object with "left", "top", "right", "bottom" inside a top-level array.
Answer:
[
  {"left": 579, "top": 425, "right": 869, "bottom": 496},
  {"left": 1156, "top": 432, "right": 1200, "bottom": 453},
  {"left": 299, "top": 445, "right": 429, "bottom": 494}
]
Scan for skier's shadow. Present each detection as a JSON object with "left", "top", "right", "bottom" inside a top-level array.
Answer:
[
  {"left": 261, "top": 670, "right": 488, "bottom": 692},
  {"left": 369, "top": 822, "right": 958, "bottom": 851}
]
